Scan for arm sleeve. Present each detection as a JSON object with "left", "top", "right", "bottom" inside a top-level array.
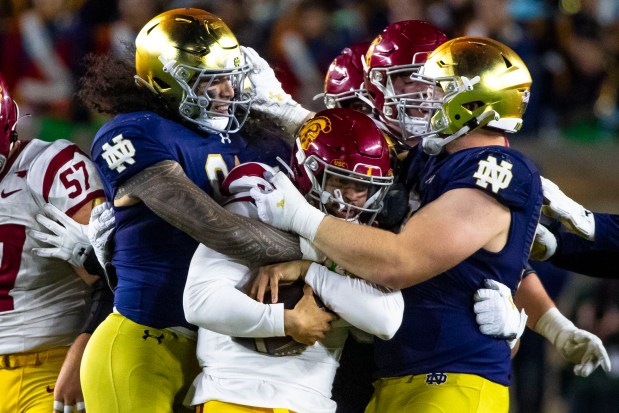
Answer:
[
  {"left": 183, "top": 245, "right": 285, "bottom": 337},
  {"left": 81, "top": 278, "right": 114, "bottom": 334},
  {"left": 305, "top": 263, "right": 404, "bottom": 340},
  {"left": 550, "top": 213, "right": 619, "bottom": 279}
]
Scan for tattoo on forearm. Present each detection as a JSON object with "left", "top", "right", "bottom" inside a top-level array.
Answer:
[{"left": 117, "top": 160, "right": 302, "bottom": 264}]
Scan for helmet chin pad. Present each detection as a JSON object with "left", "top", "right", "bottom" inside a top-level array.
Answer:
[{"left": 197, "top": 115, "right": 229, "bottom": 132}]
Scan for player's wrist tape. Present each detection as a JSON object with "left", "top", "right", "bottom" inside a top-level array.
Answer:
[
  {"left": 534, "top": 307, "right": 574, "bottom": 345},
  {"left": 280, "top": 104, "right": 312, "bottom": 136},
  {"left": 294, "top": 206, "right": 325, "bottom": 242},
  {"left": 299, "top": 237, "right": 325, "bottom": 262}
]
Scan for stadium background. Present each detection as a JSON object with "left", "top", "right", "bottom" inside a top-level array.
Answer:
[{"left": 0, "top": 0, "right": 617, "bottom": 411}]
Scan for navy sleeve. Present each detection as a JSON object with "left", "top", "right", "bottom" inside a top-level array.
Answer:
[
  {"left": 443, "top": 147, "right": 538, "bottom": 210},
  {"left": 550, "top": 213, "right": 619, "bottom": 279}
]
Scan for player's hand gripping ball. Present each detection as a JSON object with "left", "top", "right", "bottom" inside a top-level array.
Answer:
[{"left": 235, "top": 280, "right": 325, "bottom": 356}]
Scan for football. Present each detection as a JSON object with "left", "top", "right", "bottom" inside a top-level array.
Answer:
[{"left": 234, "top": 280, "right": 325, "bottom": 356}]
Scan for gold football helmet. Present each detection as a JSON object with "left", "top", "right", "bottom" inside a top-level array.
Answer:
[
  {"left": 407, "top": 37, "right": 532, "bottom": 154},
  {"left": 135, "top": 8, "right": 253, "bottom": 134}
]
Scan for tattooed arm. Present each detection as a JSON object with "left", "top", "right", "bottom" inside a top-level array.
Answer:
[{"left": 115, "top": 160, "right": 302, "bottom": 264}]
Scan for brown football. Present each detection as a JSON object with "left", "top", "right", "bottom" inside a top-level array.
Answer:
[{"left": 234, "top": 280, "right": 325, "bottom": 356}]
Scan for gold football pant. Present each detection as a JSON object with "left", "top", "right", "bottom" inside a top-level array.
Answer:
[
  {"left": 196, "top": 401, "right": 297, "bottom": 413},
  {"left": 80, "top": 312, "right": 200, "bottom": 413},
  {"left": 365, "top": 372, "right": 509, "bottom": 413},
  {"left": 0, "top": 346, "right": 69, "bottom": 413}
]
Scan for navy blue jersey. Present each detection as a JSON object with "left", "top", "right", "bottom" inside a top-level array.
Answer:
[
  {"left": 375, "top": 145, "right": 542, "bottom": 386},
  {"left": 550, "top": 213, "right": 619, "bottom": 279},
  {"left": 91, "top": 112, "right": 290, "bottom": 329}
]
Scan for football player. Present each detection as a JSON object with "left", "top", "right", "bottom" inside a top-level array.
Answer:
[
  {"left": 315, "top": 41, "right": 373, "bottom": 115},
  {"left": 531, "top": 177, "right": 619, "bottom": 278},
  {"left": 0, "top": 71, "right": 111, "bottom": 413},
  {"left": 75, "top": 8, "right": 318, "bottom": 413},
  {"left": 249, "top": 37, "right": 546, "bottom": 412},
  {"left": 183, "top": 108, "right": 403, "bottom": 413},
  {"left": 322, "top": 21, "right": 610, "bottom": 384}
]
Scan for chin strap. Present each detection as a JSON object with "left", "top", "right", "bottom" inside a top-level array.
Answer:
[{"left": 422, "top": 110, "right": 499, "bottom": 155}]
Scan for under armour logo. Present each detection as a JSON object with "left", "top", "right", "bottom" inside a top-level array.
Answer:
[
  {"left": 142, "top": 330, "right": 164, "bottom": 344},
  {"left": 101, "top": 134, "right": 136, "bottom": 173},
  {"left": 473, "top": 155, "right": 513, "bottom": 193},
  {"left": 425, "top": 372, "right": 448, "bottom": 385},
  {"left": 276, "top": 199, "right": 285, "bottom": 208}
]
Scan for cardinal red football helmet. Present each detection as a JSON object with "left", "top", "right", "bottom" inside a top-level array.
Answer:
[
  {"left": 0, "top": 73, "right": 18, "bottom": 174},
  {"left": 365, "top": 20, "right": 447, "bottom": 141},
  {"left": 320, "top": 42, "right": 372, "bottom": 113},
  {"left": 291, "top": 108, "right": 393, "bottom": 224}
]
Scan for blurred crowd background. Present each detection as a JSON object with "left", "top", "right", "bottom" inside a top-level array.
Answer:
[{"left": 0, "top": 0, "right": 618, "bottom": 412}]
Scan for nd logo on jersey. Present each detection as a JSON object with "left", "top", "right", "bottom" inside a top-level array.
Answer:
[
  {"left": 102, "top": 134, "right": 136, "bottom": 173},
  {"left": 473, "top": 155, "right": 513, "bottom": 193}
]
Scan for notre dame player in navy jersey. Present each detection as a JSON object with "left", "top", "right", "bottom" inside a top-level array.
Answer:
[
  {"left": 76, "top": 9, "right": 324, "bottom": 413},
  {"left": 378, "top": 142, "right": 541, "bottom": 380},
  {"left": 249, "top": 37, "right": 542, "bottom": 412}
]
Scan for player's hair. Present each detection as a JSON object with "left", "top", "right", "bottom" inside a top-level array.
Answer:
[
  {"left": 77, "top": 44, "right": 171, "bottom": 118},
  {"left": 78, "top": 44, "right": 288, "bottom": 141}
]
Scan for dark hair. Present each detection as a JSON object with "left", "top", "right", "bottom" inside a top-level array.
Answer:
[
  {"left": 76, "top": 44, "right": 171, "bottom": 118},
  {"left": 77, "top": 43, "right": 291, "bottom": 143}
]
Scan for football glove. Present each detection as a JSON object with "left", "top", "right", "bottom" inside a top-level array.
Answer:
[
  {"left": 30, "top": 203, "right": 91, "bottom": 267},
  {"left": 530, "top": 223, "right": 558, "bottom": 261},
  {"left": 242, "top": 46, "right": 312, "bottom": 137},
  {"left": 535, "top": 307, "right": 611, "bottom": 377},
  {"left": 88, "top": 201, "right": 115, "bottom": 268},
  {"left": 250, "top": 171, "right": 325, "bottom": 241},
  {"left": 474, "top": 279, "right": 527, "bottom": 349},
  {"left": 541, "top": 176, "right": 595, "bottom": 240}
]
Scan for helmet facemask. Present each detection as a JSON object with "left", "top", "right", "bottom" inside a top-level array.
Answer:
[
  {"left": 158, "top": 55, "right": 253, "bottom": 134},
  {"left": 367, "top": 52, "right": 431, "bottom": 141},
  {"left": 304, "top": 154, "right": 393, "bottom": 225}
]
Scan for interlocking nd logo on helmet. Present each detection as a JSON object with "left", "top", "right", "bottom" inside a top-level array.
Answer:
[{"left": 299, "top": 116, "right": 332, "bottom": 151}]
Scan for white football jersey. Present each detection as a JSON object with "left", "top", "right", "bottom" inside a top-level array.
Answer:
[
  {"left": 184, "top": 162, "right": 404, "bottom": 413},
  {"left": 0, "top": 139, "right": 104, "bottom": 354}
]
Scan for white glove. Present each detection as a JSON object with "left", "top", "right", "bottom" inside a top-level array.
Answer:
[
  {"left": 242, "top": 46, "right": 312, "bottom": 136},
  {"left": 535, "top": 307, "right": 611, "bottom": 377},
  {"left": 474, "top": 279, "right": 528, "bottom": 349},
  {"left": 89, "top": 201, "right": 115, "bottom": 268},
  {"left": 249, "top": 171, "right": 325, "bottom": 241},
  {"left": 530, "top": 223, "right": 558, "bottom": 261},
  {"left": 30, "top": 203, "right": 92, "bottom": 267},
  {"left": 541, "top": 176, "right": 595, "bottom": 240}
]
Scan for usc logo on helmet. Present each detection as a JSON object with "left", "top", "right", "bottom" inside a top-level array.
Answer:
[
  {"left": 365, "top": 35, "right": 381, "bottom": 67},
  {"left": 299, "top": 116, "right": 332, "bottom": 151}
]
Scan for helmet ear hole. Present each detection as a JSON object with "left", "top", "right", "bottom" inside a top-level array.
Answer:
[{"left": 152, "top": 77, "right": 171, "bottom": 92}]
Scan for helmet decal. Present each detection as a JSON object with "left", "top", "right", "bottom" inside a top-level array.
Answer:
[{"left": 299, "top": 116, "right": 332, "bottom": 151}]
